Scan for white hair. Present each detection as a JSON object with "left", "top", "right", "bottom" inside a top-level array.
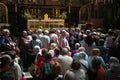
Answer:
[
  {"left": 79, "top": 47, "right": 86, "bottom": 52},
  {"left": 34, "top": 45, "right": 41, "bottom": 50}
]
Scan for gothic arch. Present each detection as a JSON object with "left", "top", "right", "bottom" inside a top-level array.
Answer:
[
  {"left": 79, "top": 3, "right": 91, "bottom": 23},
  {"left": 0, "top": 2, "right": 8, "bottom": 23}
]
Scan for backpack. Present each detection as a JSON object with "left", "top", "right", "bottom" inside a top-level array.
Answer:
[{"left": 42, "top": 62, "right": 52, "bottom": 80}]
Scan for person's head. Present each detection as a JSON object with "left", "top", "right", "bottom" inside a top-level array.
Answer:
[
  {"left": 100, "top": 33, "right": 105, "bottom": 39},
  {"left": 41, "top": 48, "right": 48, "bottom": 56},
  {"left": 69, "top": 28, "right": 75, "bottom": 33},
  {"left": 56, "top": 30, "right": 61, "bottom": 36},
  {"left": 22, "top": 30, "right": 27, "bottom": 37},
  {"left": 110, "top": 62, "right": 120, "bottom": 73},
  {"left": 36, "top": 28, "right": 42, "bottom": 34},
  {"left": 44, "top": 30, "right": 49, "bottom": 35},
  {"left": 61, "top": 48, "right": 69, "bottom": 55},
  {"left": 0, "top": 54, "right": 13, "bottom": 69},
  {"left": 3, "top": 29, "right": 10, "bottom": 36},
  {"left": 70, "top": 59, "right": 81, "bottom": 70},
  {"left": 86, "top": 29, "right": 91, "bottom": 34},
  {"left": 75, "top": 43, "right": 80, "bottom": 49},
  {"left": 98, "top": 39, "right": 104, "bottom": 46},
  {"left": 27, "top": 30, "right": 33, "bottom": 35},
  {"left": 108, "top": 29, "right": 113, "bottom": 36},
  {"left": 78, "top": 47, "right": 86, "bottom": 52},
  {"left": 79, "top": 52, "right": 86, "bottom": 60},
  {"left": 92, "top": 28, "right": 96, "bottom": 32},
  {"left": 50, "top": 43, "right": 57, "bottom": 49},
  {"left": 32, "top": 34, "right": 38, "bottom": 40},
  {"left": 51, "top": 62, "right": 62, "bottom": 76},
  {"left": 54, "top": 47, "right": 60, "bottom": 56},
  {"left": 33, "top": 45, "right": 41, "bottom": 53},
  {"left": 61, "top": 30, "right": 66, "bottom": 37},
  {"left": 75, "top": 28, "right": 80, "bottom": 33},
  {"left": 92, "top": 48, "right": 100, "bottom": 56},
  {"left": 109, "top": 57, "right": 119, "bottom": 64},
  {"left": 65, "top": 46, "right": 70, "bottom": 52}
]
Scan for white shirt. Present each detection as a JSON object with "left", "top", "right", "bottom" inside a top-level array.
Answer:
[
  {"left": 58, "top": 55, "right": 73, "bottom": 74},
  {"left": 14, "top": 62, "right": 22, "bottom": 80}
]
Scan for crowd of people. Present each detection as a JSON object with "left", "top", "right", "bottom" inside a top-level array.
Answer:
[{"left": 0, "top": 27, "right": 120, "bottom": 80}]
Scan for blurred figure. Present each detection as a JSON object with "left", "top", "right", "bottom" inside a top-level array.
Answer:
[
  {"left": 8, "top": 51, "right": 23, "bottom": 80},
  {"left": 42, "top": 53, "right": 54, "bottom": 80},
  {"left": 28, "top": 33, "right": 42, "bottom": 53},
  {"left": 48, "top": 62, "right": 63, "bottom": 80},
  {"left": 105, "top": 57, "right": 120, "bottom": 80},
  {"left": 58, "top": 30, "right": 69, "bottom": 49},
  {"left": 71, "top": 43, "right": 80, "bottom": 57},
  {"left": 36, "top": 28, "right": 43, "bottom": 38},
  {"left": 79, "top": 53, "right": 88, "bottom": 73},
  {"left": 73, "top": 46, "right": 88, "bottom": 61},
  {"left": 88, "top": 48, "right": 106, "bottom": 70},
  {"left": 40, "top": 30, "right": 50, "bottom": 49},
  {"left": 27, "top": 33, "right": 43, "bottom": 67},
  {"left": 0, "top": 54, "right": 17, "bottom": 80},
  {"left": 90, "top": 57, "right": 105, "bottom": 80},
  {"left": 18, "top": 30, "right": 30, "bottom": 70},
  {"left": 87, "top": 48, "right": 106, "bottom": 80},
  {"left": 48, "top": 42, "right": 57, "bottom": 57},
  {"left": 34, "top": 48, "right": 48, "bottom": 80},
  {"left": 104, "top": 29, "right": 114, "bottom": 48},
  {"left": 96, "top": 39, "right": 109, "bottom": 63},
  {"left": 58, "top": 48, "right": 73, "bottom": 74},
  {"left": 0, "top": 29, "right": 11, "bottom": 52},
  {"left": 52, "top": 47, "right": 61, "bottom": 62},
  {"left": 83, "top": 34, "right": 96, "bottom": 56},
  {"left": 64, "top": 60, "right": 86, "bottom": 80}
]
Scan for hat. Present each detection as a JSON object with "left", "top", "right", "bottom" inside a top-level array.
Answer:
[{"left": 0, "top": 55, "right": 13, "bottom": 65}]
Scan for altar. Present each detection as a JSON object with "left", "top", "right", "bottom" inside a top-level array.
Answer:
[
  {"left": 27, "top": 19, "right": 65, "bottom": 30},
  {"left": 40, "top": 19, "right": 64, "bottom": 28}
]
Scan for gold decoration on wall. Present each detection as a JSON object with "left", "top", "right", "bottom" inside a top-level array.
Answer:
[
  {"left": 44, "top": 13, "right": 48, "bottom": 20},
  {"left": 56, "top": 8, "right": 58, "bottom": 17},
  {"left": 0, "top": 2, "right": 8, "bottom": 23},
  {"left": 79, "top": 3, "right": 91, "bottom": 23}
]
